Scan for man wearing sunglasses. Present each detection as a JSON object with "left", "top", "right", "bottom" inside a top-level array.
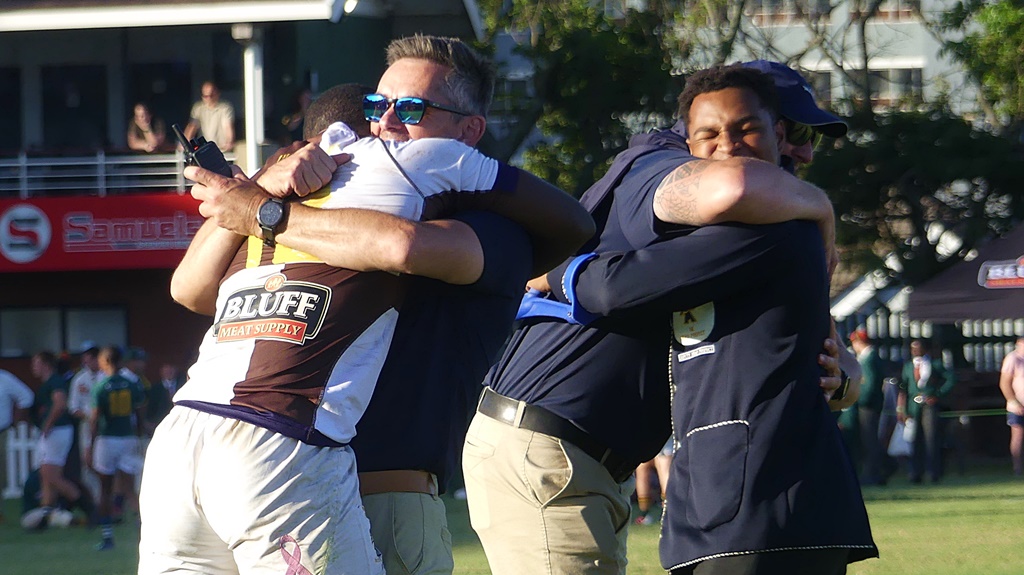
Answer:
[
  {"left": 739, "top": 60, "right": 847, "bottom": 169},
  {"left": 140, "top": 36, "right": 595, "bottom": 575},
  {"left": 462, "top": 63, "right": 864, "bottom": 575}
]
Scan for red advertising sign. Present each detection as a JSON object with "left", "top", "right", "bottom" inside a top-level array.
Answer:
[
  {"left": 0, "top": 193, "right": 203, "bottom": 272},
  {"left": 978, "top": 255, "right": 1024, "bottom": 289}
]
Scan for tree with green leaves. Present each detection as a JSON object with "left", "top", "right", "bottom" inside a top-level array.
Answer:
[
  {"left": 939, "top": 0, "right": 1024, "bottom": 139},
  {"left": 477, "top": 0, "right": 682, "bottom": 196},
  {"left": 477, "top": 0, "right": 1024, "bottom": 289},
  {"left": 808, "top": 106, "right": 1024, "bottom": 285}
]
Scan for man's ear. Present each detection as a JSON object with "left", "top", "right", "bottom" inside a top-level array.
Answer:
[
  {"left": 774, "top": 119, "right": 786, "bottom": 149},
  {"left": 459, "top": 115, "right": 487, "bottom": 147}
]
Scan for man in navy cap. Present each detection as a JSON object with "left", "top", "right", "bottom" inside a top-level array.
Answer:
[
  {"left": 462, "top": 63, "right": 869, "bottom": 575},
  {"left": 740, "top": 60, "right": 848, "bottom": 169}
]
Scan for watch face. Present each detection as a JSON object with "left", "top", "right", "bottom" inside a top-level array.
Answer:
[{"left": 258, "top": 199, "right": 285, "bottom": 227}]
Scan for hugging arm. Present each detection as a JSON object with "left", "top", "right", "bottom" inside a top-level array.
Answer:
[
  {"left": 450, "top": 168, "right": 595, "bottom": 275},
  {"left": 185, "top": 166, "right": 487, "bottom": 285},
  {"left": 653, "top": 157, "right": 837, "bottom": 276},
  {"left": 550, "top": 223, "right": 811, "bottom": 319}
]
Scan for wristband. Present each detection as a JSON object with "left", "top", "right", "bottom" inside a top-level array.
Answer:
[{"left": 560, "top": 253, "right": 599, "bottom": 326}]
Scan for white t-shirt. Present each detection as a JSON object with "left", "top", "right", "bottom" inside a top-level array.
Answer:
[
  {"left": 0, "top": 369, "right": 33, "bottom": 431},
  {"left": 317, "top": 121, "right": 502, "bottom": 220},
  {"left": 68, "top": 367, "right": 101, "bottom": 419}
]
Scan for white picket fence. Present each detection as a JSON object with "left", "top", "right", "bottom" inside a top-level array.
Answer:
[{"left": 4, "top": 422, "right": 38, "bottom": 499}]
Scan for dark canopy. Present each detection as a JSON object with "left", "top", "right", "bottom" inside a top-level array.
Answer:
[{"left": 908, "top": 224, "right": 1024, "bottom": 323}]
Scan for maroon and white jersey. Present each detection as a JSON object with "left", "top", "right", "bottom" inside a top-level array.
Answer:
[
  {"left": 175, "top": 135, "right": 520, "bottom": 446},
  {"left": 174, "top": 242, "right": 407, "bottom": 446}
]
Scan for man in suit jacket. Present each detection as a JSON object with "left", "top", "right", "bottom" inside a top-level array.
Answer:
[{"left": 899, "top": 339, "right": 956, "bottom": 483}]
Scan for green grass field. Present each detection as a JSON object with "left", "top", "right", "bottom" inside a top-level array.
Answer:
[{"left": 2, "top": 468, "right": 1021, "bottom": 575}]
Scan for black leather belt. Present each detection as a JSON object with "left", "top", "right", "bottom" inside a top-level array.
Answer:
[{"left": 477, "top": 387, "right": 635, "bottom": 483}]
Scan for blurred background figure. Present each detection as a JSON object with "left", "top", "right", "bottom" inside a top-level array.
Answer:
[
  {"left": 118, "top": 346, "right": 152, "bottom": 521},
  {"left": 68, "top": 343, "right": 102, "bottom": 503},
  {"left": 149, "top": 363, "right": 180, "bottom": 429},
  {"left": 87, "top": 346, "right": 145, "bottom": 550},
  {"left": 184, "top": 81, "right": 234, "bottom": 152},
  {"left": 900, "top": 339, "right": 956, "bottom": 484},
  {"left": 27, "top": 351, "right": 93, "bottom": 528},
  {"left": 634, "top": 440, "right": 672, "bottom": 525},
  {"left": 127, "top": 103, "right": 168, "bottom": 152},
  {"left": 850, "top": 329, "right": 887, "bottom": 485},
  {"left": 0, "top": 367, "right": 33, "bottom": 522},
  {"left": 998, "top": 336, "right": 1024, "bottom": 477},
  {"left": 280, "top": 87, "right": 313, "bottom": 144}
]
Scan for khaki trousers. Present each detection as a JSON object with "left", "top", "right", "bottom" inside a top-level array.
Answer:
[
  {"left": 462, "top": 411, "right": 634, "bottom": 575},
  {"left": 362, "top": 490, "right": 454, "bottom": 575}
]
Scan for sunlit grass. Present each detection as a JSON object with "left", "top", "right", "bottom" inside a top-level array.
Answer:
[{"left": 2, "top": 467, "right": 1021, "bottom": 574}]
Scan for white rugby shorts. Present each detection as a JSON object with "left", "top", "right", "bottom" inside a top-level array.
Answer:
[
  {"left": 138, "top": 406, "right": 384, "bottom": 575},
  {"left": 36, "top": 425, "right": 74, "bottom": 467},
  {"left": 92, "top": 435, "right": 143, "bottom": 476}
]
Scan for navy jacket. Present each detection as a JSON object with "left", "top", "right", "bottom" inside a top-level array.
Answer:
[{"left": 559, "top": 221, "right": 878, "bottom": 569}]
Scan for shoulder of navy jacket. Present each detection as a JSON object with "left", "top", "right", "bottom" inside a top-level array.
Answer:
[{"left": 560, "top": 253, "right": 599, "bottom": 326}]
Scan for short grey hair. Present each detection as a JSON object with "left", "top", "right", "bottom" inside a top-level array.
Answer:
[{"left": 386, "top": 34, "right": 495, "bottom": 117}]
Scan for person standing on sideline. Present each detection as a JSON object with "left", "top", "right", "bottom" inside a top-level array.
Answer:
[
  {"left": 850, "top": 329, "right": 887, "bottom": 485},
  {"left": 0, "top": 367, "right": 33, "bottom": 520},
  {"left": 87, "top": 346, "right": 145, "bottom": 550},
  {"left": 899, "top": 338, "right": 956, "bottom": 483},
  {"left": 29, "top": 351, "right": 90, "bottom": 525},
  {"left": 184, "top": 81, "right": 234, "bottom": 152},
  {"left": 68, "top": 345, "right": 101, "bottom": 463},
  {"left": 157, "top": 364, "right": 183, "bottom": 407},
  {"left": 999, "top": 336, "right": 1024, "bottom": 476}
]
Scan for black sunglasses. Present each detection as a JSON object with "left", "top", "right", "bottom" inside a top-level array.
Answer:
[
  {"left": 784, "top": 119, "right": 823, "bottom": 148},
  {"left": 363, "top": 94, "right": 471, "bottom": 125}
]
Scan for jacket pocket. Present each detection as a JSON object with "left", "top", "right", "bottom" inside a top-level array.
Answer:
[{"left": 685, "top": 420, "right": 748, "bottom": 530}]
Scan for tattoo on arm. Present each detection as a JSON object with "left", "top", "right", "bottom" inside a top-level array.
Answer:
[{"left": 654, "top": 161, "right": 710, "bottom": 224}]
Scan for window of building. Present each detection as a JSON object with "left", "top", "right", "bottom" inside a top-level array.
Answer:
[
  {"left": 852, "top": 0, "right": 918, "bottom": 21},
  {"left": 748, "top": 0, "right": 831, "bottom": 24},
  {"left": 868, "top": 68, "right": 923, "bottom": 107},
  {"left": 875, "top": 0, "right": 919, "bottom": 22},
  {"left": 490, "top": 77, "right": 533, "bottom": 119},
  {"left": 0, "top": 68, "right": 22, "bottom": 154},
  {"left": 0, "top": 306, "right": 126, "bottom": 358}
]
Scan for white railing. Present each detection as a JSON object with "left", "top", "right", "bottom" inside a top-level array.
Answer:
[
  {"left": 0, "top": 150, "right": 236, "bottom": 198},
  {"left": 4, "top": 422, "right": 38, "bottom": 499}
]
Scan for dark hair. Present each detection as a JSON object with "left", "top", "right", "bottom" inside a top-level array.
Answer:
[
  {"left": 100, "top": 346, "right": 122, "bottom": 367},
  {"left": 386, "top": 34, "right": 495, "bottom": 117},
  {"left": 677, "top": 64, "right": 781, "bottom": 124},
  {"left": 304, "top": 83, "right": 375, "bottom": 139},
  {"left": 33, "top": 351, "right": 57, "bottom": 369}
]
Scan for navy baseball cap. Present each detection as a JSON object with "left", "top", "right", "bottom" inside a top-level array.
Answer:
[{"left": 741, "top": 60, "right": 848, "bottom": 138}]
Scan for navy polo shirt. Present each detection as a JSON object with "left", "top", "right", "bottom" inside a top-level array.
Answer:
[
  {"left": 484, "top": 129, "right": 696, "bottom": 467},
  {"left": 560, "top": 221, "right": 877, "bottom": 568},
  {"left": 351, "top": 211, "right": 531, "bottom": 493}
]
